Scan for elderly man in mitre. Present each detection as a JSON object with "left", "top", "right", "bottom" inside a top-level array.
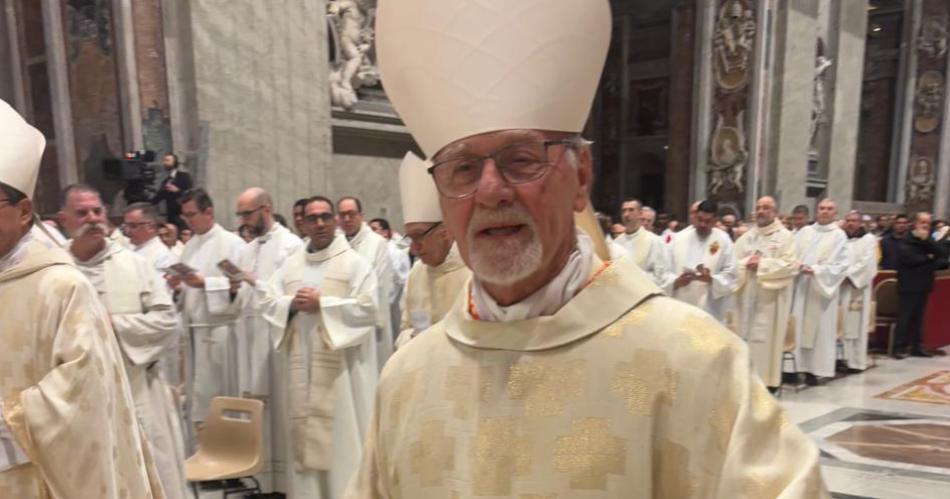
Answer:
[
  {"left": 614, "top": 198, "right": 670, "bottom": 287},
  {"left": 262, "top": 196, "right": 379, "bottom": 498},
  {"left": 337, "top": 196, "right": 396, "bottom": 370},
  {"left": 788, "top": 198, "right": 849, "bottom": 386},
  {"left": 59, "top": 184, "right": 188, "bottom": 499},
  {"left": 231, "top": 187, "right": 304, "bottom": 490},
  {"left": 0, "top": 100, "right": 162, "bottom": 498},
  {"left": 393, "top": 152, "right": 471, "bottom": 349},
  {"left": 345, "top": 1, "right": 828, "bottom": 497},
  {"left": 665, "top": 199, "right": 738, "bottom": 324},
  {"left": 733, "top": 196, "right": 797, "bottom": 392},
  {"left": 839, "top": 210, "right": 878, "bottom": 372}
]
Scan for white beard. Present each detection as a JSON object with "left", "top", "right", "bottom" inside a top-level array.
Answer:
[{"left": 466, "top": 205, "right": 543, "bottom": 286}]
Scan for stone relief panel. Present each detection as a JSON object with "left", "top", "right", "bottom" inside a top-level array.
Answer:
[
  {"left": 327, "top": 0, "right": 381, "bottom": 111},
  {"left": 706, "top": 0, "right": 757, "bottom": 207},
  {"left": 906, "top": 156, "right": 936, "bottom": 206},
  {"left": 712, "top": 0, "right": 757, "bottom": 91},
  {"left": 906, "top": 0, "right": 949, "bottom": 211},
  {"left": 914, "top": 70, "right": 944, "bottom": 134}
]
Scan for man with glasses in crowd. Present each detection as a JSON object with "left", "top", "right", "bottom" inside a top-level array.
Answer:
[
  {"left": 173, "top": 188, "right": 245, "bottom": 437},
  {"left": 346, "top": 0, "right": 826, "bottom": 496},
  {"left": 338, "top": 196, "right": 395, "bottom": 369},
  {"left": 230, "top": 187, "right": 303, "bottom": 492},
  {"left": 124, "top": 202, "right": 178, "bottom": 274},
  {"left": 262, "top": 196, "right": 379, "bottom": 498},
  {"left": 393, "top": 153, "right": 470, "bottom": 349}
]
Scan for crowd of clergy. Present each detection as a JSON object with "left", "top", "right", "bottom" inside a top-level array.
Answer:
[
  {"left": 603, "top": 197, "right": 949, "bottom": 393},
  {"left": 6, "top": 0, "right": 950, "bottom": 497}
]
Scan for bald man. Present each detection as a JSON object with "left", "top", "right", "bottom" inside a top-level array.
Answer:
[
  {"left": 788, "top": 198, "right": 849, "bottom": 385},
  {"left": 232, "top": 187, "right": 303, "bottom": 490},
  {"left": 733, "top": 196, "right": 797, "bottom": 391}
]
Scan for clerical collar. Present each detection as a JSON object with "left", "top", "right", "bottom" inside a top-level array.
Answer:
[
  {"left": 0, "top": 232, "right": 32, "bottom": 274},
  {"left": 432, "top": 243, "right": 465, "bottom": 274},
  {"left": 256, "top": 223, "right": 279, "bottom": 244},
  {"left": 470, "top": 231, "right": 595, "bottom": 322},
  {"left": 624, "top": 227, "right": 642, "bottom": 237},
  {"left": 194, "top": 224, "right": 219, "bottom": 242},
  {"left": 71, "top": 240, "right": 118, "bottom": 267},
  {"left": 814, "top": 221, "right": 838, "bottom": 232},
  {"left": 756, "top": 218, "right": 784, "bottom": 236},
  {"left": 306, "top": 234, "right": 349, "bottom": 262},
  {"left": 346, "top": 223, "right": 367, "bottom": 244}
]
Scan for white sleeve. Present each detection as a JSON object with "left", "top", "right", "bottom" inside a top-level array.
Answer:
[
  {"left": 711, "top": 238, "right": 739, "bottom": 299},
  {"left": 0, "top": 407, "right": 30, "bottom": 471}
]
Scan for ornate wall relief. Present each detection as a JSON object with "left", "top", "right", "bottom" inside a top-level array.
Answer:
[
  {"left": 706, "top": 0, "right": 757, "bottom": 207},
  {"left": 327, "top": 0, "right": 380, "bottom": 110},
  {"left": 907, "top": 156, "right": 936, "bottom": 205},
  {"left": 914, "top": 70, "right": 944, "bottom": 133},
  {"left": 905, "top": 0, "right": 949, "bottom": 211}
]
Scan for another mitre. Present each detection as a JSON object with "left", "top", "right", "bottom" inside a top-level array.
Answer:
[
  {"left": 0, "top": 99, "right": 46, "bottom": 197},
  {"left": 398, "top": 152, "right": 441, "bottom": 224}
]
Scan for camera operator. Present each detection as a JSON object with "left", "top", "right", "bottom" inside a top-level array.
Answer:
[{"left": 151, "top": 153, "right": 192, "bottom": 229}]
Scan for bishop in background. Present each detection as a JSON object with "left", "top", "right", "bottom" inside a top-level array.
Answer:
[{"left": 346, "top": 0, "right": 828, "bottom": 497}]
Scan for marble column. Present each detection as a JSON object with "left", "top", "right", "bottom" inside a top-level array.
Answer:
[
  {"left": 822, "top": 0, "right": 868, "bottom": 213},
  {"left": 765, "top": 0, "right": 818, "bottom": 214},
  {"left": 180, "top": 0, "right": 333, "bottom": 229},
  {"left": 666, "top": 1, "right": 695, "bottom": 222}
]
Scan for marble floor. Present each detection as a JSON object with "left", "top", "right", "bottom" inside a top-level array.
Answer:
[{"left": 781, "top": 348, "right": 950, "bottom": 499}]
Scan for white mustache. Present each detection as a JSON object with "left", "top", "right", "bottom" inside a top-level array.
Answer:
[
  {"left": 468, "top": 205, "right": 535, "bottom": 237},
  {"left": 75, "top": 222, "right": 109, "bottom": 238}
]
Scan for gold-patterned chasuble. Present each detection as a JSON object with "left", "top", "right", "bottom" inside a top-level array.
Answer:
[{"left": 347, "top": 256, "right": 829, "bottom": 498}]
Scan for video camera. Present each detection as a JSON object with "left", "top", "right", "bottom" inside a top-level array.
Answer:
[{"left": 103, "top": 150, "right": 158, "bottom": 204}]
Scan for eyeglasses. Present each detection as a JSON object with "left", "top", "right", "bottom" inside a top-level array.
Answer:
[
  {"left": 428, "top": 139, "right": 579, "bottom": 199},
  {"left": 402, "top": 222, "right": 442, "bottom": 245},
  {"left": 303, "top": 212, "right": 335, "bottom": 224},
  {"left": 338, "top": 210, "right": 361, "bottom": 219},
  {"left": 123, "top": 221, "right": 154, "bottom": 230},
  {"left": 235, "top": 206, "right": 265, "bottom": 218}
]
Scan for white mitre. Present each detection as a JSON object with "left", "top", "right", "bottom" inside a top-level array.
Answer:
[
  {"left": 398, "top": 152, "right": 441, "bottom": 224},
  {"left": 376, "top": 0, "right": 612, "bottom": 157},
  {"left": 0, "top": 99, "right": 45, "bottom": 197}
]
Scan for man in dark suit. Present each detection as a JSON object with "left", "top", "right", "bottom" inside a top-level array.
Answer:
[
  {"left": 151, "top": 153, "right": 192, "bottom": 229},
  {"left": 879, "top": 213, "right": 909, "bottom": 270},
  {"left": 894, "top": 212, "right": 950, "bottom": 358}
]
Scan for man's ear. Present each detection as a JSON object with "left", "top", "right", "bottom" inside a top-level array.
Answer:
[
  {"left": 20, "top": 199, "right": 34, "bottom": 228},
  {"left": 573, "top": 146, "right": 594, "bottom": 213}
]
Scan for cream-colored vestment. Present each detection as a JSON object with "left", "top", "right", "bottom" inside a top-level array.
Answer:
[
  {"left": 394, "top": 244, "right": 471, "bottom": 350},
  {"left": 233, "top": 222, "right": 303, "bottom": 489},
  {"left": 614, "top": 227, "right": 670, "bottom": 288},
  {"left": 788, "top": 223, "right": 849, "bottom": 378},
  {"left": 262, "top": 235, "right": 379, "bottom": 497},
  {"left": 0, "top": 235, "right": 164, "bottom": 499},
  {"left": 347, "top": 223, "right": 395, "bottom": 370},
  {"left": 178, "top": 224, "right": 245, "bottom": 423},
  {"left": 840, "top": 233, "right": 878, "bottom": 371},
  {"left": 666, "top": 226, "right": 738, "bottom": 323},
  {"left": 73, "top": 241, "right": 187, "bottom": 499},
  {"left": 733, "top": 219, "right": 798, "bottom": 387},
  {"left": 346, "top": 256, "right": 828, "bottom": 498}
]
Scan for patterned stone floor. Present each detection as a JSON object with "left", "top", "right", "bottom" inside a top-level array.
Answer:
[{"left": 783, "top": 348, "right": 950, "bottom": 499}]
